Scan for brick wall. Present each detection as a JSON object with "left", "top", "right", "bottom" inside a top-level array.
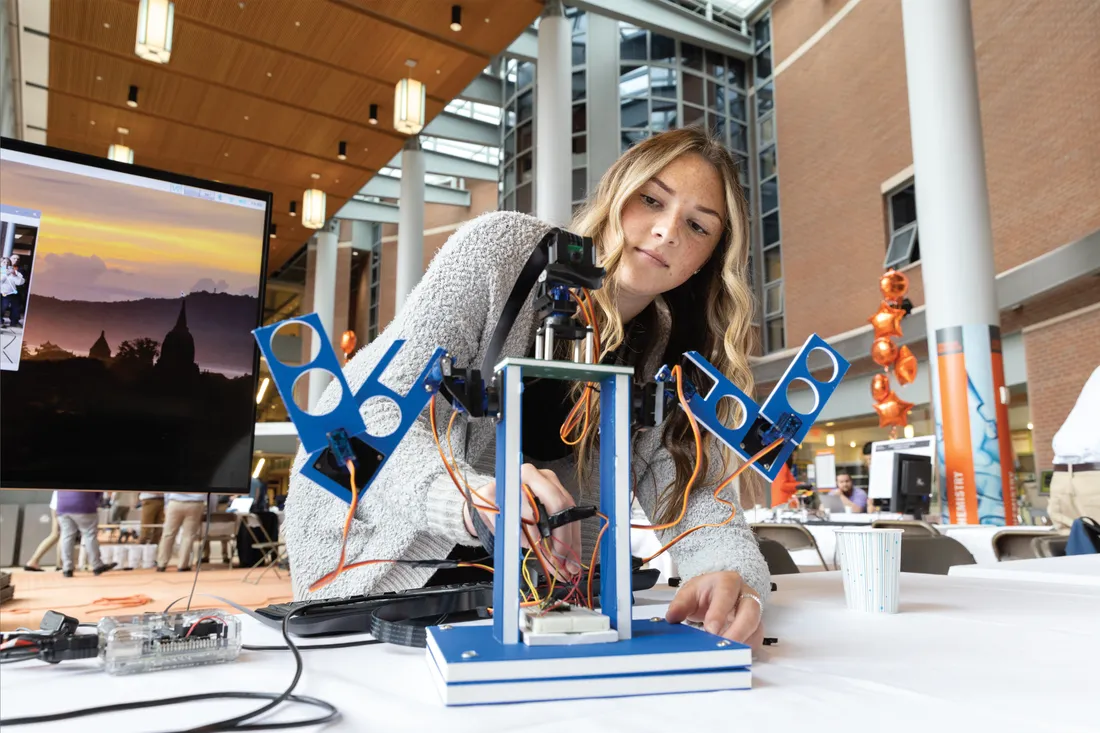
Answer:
[
  {"left": 771, "top": 0, "right": 1100, "bottom": 346},
  {"left": 1023, "top": 304, "right": 1100, "bottom": 470}
]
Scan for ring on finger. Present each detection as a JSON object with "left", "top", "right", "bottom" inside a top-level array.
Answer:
[{"left": 738, "top": 591, "right": 763, "bottom": 613}]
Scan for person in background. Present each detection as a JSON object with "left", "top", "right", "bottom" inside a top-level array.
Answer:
[
  {"left": 0, "top": 256, "right": 25, "bottom": 327},
  {"left": 138, "top": 492, "right": 165, "bottom": 545},
  {"left": 200, "top": 494, "right": 232, "bottom": 565},
  {"left": 23, "top": 491, "right": 59, "bottom": 572},
  {"left": 55, "top": 490, "right": 116, "bottom": 577},
  {"left": 156, "top": 492, "right": 206, "bottom": 572},
  {"left": 1048, "top": 366, "right": 1100, "bottom": 531},
  {"left": 771, "top": 456, "right": 800, "bottom": 508},
  {"left": 834, "top": 472, "right": 868, "bottom": 513}
]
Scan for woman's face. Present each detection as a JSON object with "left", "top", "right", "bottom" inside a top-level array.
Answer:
[{"left": 616, "top": 153, "right": 725, "bottom": 304}]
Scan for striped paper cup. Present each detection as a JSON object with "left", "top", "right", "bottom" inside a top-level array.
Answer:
[{"left": 834, "top": 528, "right": 903, "bottom": 614}]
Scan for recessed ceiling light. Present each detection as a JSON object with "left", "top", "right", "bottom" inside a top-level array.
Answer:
[
  {"left": 484, "top": 17, "right": 490, "bottom": 23},
  {"left": 96, "top": 75, "right": 102, "bottom": 81},
  {"left": 436, "top": 69, "right": 441, "bottom": 74},
  {"left": 335, "top": 179, "right": 340, "bottom": 183},
  {"left": 103, "top": 22, "right": 110, "bottom": 28},
  {"left": 310, "top": 173, "right": 320, "bottom": 180},
  {"left": 224, "top": 152, "right": 229, "bottom": 157},
  {"left": 117, "top": 126, "right": 129, "bottom": 135},
  {"left": 90, "top": 120, "right": 96, "bottom": 125},
  {"left": 266, "top": 71, "right": 273, "bottom": 78},
  {"left": 244, "top": 115, "right": 250, "bottom": 120},
  {"left": 295, "top": 21, "right": 301, "bottom": 27}
]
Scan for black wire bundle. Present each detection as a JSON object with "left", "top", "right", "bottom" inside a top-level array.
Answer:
[{"left": 0, "top": 596, "right": 342, "bottom": 731}]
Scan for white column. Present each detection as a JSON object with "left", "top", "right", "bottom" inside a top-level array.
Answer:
[
  {"left": 535, "top": 0, "right": 572, "bottom": 227},
  {"left": 902, "top": 0, "right": 1013, "bottom": 526},
  {"left": 395, "top": 135, "right": 425, "bottom": 315},
  {"left": 309, "top": 219, "right": 339, "bottom": 410},
  {"left": 1, "top": 220, "right": 14, "bottom": 257},
  {"left": 902, "top": 0, "right": 998, "bottom": 330}
]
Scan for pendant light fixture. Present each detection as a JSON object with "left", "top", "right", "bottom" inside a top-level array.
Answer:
[
  {"left": 302, "top": 173, "right": 326, "bottom": 230},
  {"left": 289, "top": 200, "right": 297, "bottom": 217},
  {"left": 369, "top": 104, "right": 378, "bottom": 125},
  {"left": 338, "top": 140, "right": 347, "bottom": 160},
  {"left": 108, "top": 144, "right": 134, "bottom": 164},
  {"left": 394, "top": 59, "right": 425, "bottom": 135},
  {"left": 127, "top": 85, "right": 139, "bottom": 107},
  {"left": 108, "top": 126, "right": 134, "bottom": 163},
  {"left": 135, "top": 0, "right": 175, "bottom": 63},
  {"left": 450, "top": 5, "right": 462, "bottom": 32}
]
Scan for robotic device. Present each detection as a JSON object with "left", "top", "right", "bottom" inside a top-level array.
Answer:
[{"left": 253, "top": 228, "right": 850, "bottom": 706}]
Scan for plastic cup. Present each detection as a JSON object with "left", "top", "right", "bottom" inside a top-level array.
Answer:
[{"left": 834, "top": 528, "right": 903, "bottom": 614}]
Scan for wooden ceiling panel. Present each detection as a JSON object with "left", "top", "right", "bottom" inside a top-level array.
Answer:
[
  {"left": 44, "top": 0, "right": 542, "bottom": 272},
  {"left": 336, "top": 0, "right": 544, "bottom": 57}
]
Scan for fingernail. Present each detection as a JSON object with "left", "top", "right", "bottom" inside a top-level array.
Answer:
[
  {"left": 567, "top": 561, "right": 580, "bottom": 575},
  {"left": 705, "top": 623, "right": 720, "bottom": 635}
]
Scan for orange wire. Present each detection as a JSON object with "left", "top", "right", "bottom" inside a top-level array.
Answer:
[
  {"left": 640, "top": 437, "right": 783, "bottom": 565},
  {"left": 630, "top": 365, "right": 703, "bottom": 531},
  {"left": 586, "top": 521, "right": 608, "bottom": 608},
  {"left": 309, "top": 458, "right": 359, "bottom": 592}
]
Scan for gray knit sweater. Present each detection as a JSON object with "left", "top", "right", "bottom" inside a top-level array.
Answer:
[{"left": 284, "top": 211, "right": 770, "bottom": 603}]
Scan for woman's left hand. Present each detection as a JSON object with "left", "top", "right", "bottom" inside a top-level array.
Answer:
[{"left": 665, "top": 571, "right": 764, "bottom": 649}]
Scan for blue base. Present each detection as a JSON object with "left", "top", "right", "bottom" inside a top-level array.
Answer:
[{"left": 425, "top": 619, "right": 751, "bottom": 705}]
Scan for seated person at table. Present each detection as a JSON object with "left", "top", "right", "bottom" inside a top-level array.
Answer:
[
  {"left": 833, "top": 472, "right": 868, "bottom": 513},
  {"left": 284, "top": 128, "right": 770, "bottom": 647}
]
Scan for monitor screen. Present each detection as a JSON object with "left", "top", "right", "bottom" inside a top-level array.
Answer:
[{"left": 0, "top": 138, "right": 270, "bottom": 494}]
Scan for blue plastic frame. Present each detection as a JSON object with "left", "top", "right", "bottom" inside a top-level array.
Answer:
[{"left": 252, "top": 313, "right": 445, "bottom": 503}]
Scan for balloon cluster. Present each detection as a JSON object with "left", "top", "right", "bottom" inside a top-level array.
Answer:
[
  {"left": 340, "top": 330, "right": 357, "bottom": 363},
  {"left": 869, "top": 269, "right": 917, "bottom": 434}
]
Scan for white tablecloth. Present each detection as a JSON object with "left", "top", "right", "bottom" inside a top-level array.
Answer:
[
  {"left": 949, "top": 553, "right": 1100, "bottom": 587},
  {"left": 3, "top": 573, "right": 1098, "bottom": 733}
]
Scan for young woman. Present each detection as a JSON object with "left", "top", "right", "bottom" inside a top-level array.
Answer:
[{"left": 285, "top": 127, "right": 770, "bottom": 647}]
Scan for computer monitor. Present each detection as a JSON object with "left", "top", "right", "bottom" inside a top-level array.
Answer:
[
  {"left": 892, "top": 453, "right": 932, "bottom": 518},
  {"left": 0, "top": 138, "right": 270, "bottom": 494}
]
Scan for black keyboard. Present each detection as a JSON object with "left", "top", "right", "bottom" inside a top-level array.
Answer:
[{"left": 256, "top": 565, "right": 661, "bottom": 637}]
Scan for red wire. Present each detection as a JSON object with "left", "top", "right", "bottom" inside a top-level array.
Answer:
[{"left": 183, "top": 615, "right": 225, "bottom": 638}]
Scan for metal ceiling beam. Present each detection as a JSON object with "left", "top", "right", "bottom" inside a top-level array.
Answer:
[
  {"left": 422, "top": 111, "right": 501, "bottom": 148},
  {"left": 386, "top": 148, "right": 498, "bottom": 181},
  {"left": 508, "top": 1, "right": 753, "bottom": 59},
  {"left": 457, "top": 73, "right": 503, "bottom": 107},
  {"left": 335, "top": 198, "right": 400, "bottom": 224},
  {"left": 358, "top": 175, "right": 472, "bottom": 206},
  {"left": 506, "top": 28, "right": 538, "bottom": 63}
]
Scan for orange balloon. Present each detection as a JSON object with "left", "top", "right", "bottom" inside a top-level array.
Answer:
[
  {"left": 873, "top": 391, "right": 914, "bottom": 428},
  {"left": 869, "top": 302, "right": 905, "bottom": 340},
  {"left": 880, "top": 269, "right": 909, "bottom": 302},
  {"left": 340, "top": 330, "right": 357, "bottom": 356},
  {"left": 895, "top": 344, "right": 918, "bottom": 385},
  {"left": 871, "top": 373, "right": 891, "bottom": 402},
  {"left": 871, "top": 336, "right": 898, "bottom": 367}
]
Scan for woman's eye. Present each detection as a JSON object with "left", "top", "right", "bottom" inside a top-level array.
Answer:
[
  {"left": 641, "top": 194, "right": 660, "bottom": 207},
  {"left": 690, "top": 221, "right": 708, "bottom": 236}
]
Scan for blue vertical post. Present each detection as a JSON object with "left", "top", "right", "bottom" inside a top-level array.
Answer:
[
  {"left": 598, "top": 372, "right": 633, "bottom": 639},
  {"left": 493, "top": 364, "right": 524, "bottom": 644}
]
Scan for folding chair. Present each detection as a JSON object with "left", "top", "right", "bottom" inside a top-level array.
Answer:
[
  {"left": 900, "top": 535, "right": 975, "bottom": 574},
  {"left": 751, "top": 523, "right": 829, "bottom": 571},
  {"left": 992, "top": 530, "right": 1054, "bottom": 561},
  {"left": 241, "top": 513, "right": 286, "bottom": 584},
  {"left": 758, "top": 537, "right": 800, "bottom": 575},
  {"left": 1031, "top": 535, "right": 1067, "bottom": 558},
  {"left": 871, "top": 519, "right": 940, "bottom": 536}
]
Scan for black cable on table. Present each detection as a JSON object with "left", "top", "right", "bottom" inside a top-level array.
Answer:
[{"left": 0, "top": 603, "right": 340, "bottom": 732}]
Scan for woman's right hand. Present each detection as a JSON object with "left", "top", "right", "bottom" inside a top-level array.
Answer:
[{"left": 464, "top": 463, "right": 581, "bottom": 579}]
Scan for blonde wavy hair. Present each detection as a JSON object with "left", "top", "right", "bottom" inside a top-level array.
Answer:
[{"left": 567, "top": 126, "right": 762, "bottom": 524}]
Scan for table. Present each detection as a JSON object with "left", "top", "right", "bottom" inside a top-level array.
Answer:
[
  {"left": 3, "top": 573, "right": 1098, "bottom": 733},
  {"left": 949, "top": 553, "right": 1100, "bottom": 587}
]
